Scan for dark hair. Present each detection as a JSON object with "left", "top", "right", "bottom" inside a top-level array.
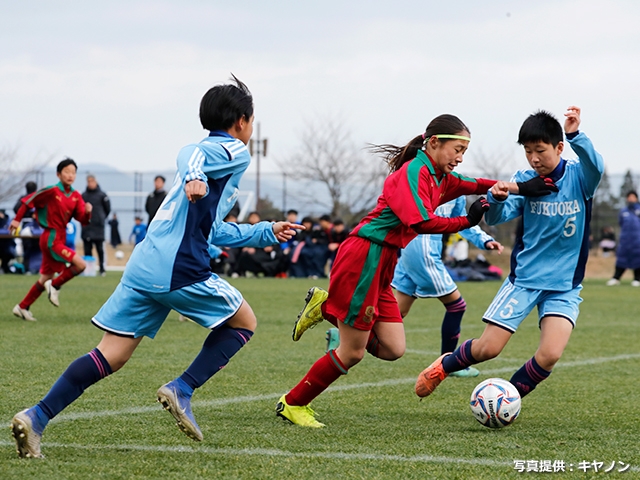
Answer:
[
  {"left": 370, "top": 114, "right": 470, "bottom": 173},
  {"left": 57, "top": 157, "right": 77, "bottom": 174},
  {"left": 286, "top": 209, "right": 298, "bottom": 216},
  {"left": 301, "top": 216, "right": 314, "bottom": 224},
  {"left": 333, "top": 218, "right": 344, "bottom": 226},
  {"left": 319, "top": 214, "right": 332, "bottom": 222},
  {"left": 517, "top": 110, "right": 563, "bottom": 147},
  {"left": 155, "top": 175, "right": 166, "bottom": 183},
  {"left": 627, "top": 190, "right": 638, "bottom": 199},
  {"left": 25, "top": 181, "right": 37, "bottom": 194},
  {"left": 200, "top": 73, "right": 253, "bottom": 131}
]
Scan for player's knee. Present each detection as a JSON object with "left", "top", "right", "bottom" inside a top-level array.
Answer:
[
  {"left": 536, "top": 350, "right": 562, "bottom": 370},
  {"left": 227, "top": 301, "right": 257, "bottom": 331},
  {"left": 337, "top": 347, "right": 366, "bottom": 368},
  {"left": 384, "top": 343, "right": 405, "bottom": 361}
]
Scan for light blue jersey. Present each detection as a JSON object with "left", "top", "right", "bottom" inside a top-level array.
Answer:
[
  {"left": 485, "top": 131, "right": 604, "bottom": 291},
  {"left": 122, "top": 132, "right": 270, "bottom": 292},
  {"left": 392, "top": 197, "right": 495, "bottom": 297}
]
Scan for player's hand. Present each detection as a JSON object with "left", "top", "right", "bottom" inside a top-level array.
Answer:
[
  {"left": 273, "top": 221, "right": 305, "bottom": 242},
  {"left": 185, "top": 180, "right": 207, "bottom": 203},
  {"left": 517, "top": 176, "right": 558, "bottom": 197},
  {"left": 85, "top": 203, "right": 93, "bottom": 214},
  {"left": 484, "top": 240, "right": 504, "bottom": 254},
  {"left": 467, "top": 197, "right": 490, "bottom": 227},
  {"left": 9, "top": 219, "right": 20, "bottom": 234},
  {"left": 564, "top": 106, "right": 581, "bottom": 134},
  {"left": 490, "top": 181, "right": 510, "bottom": 200}
]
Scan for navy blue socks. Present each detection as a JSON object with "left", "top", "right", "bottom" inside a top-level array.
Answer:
[
  {"left": 509, "top": 356, "right": 551, "bottom": 398},
  {"left": 442, "top": 339, "right": 476, "bottom": 373},
  {"left": 38, "top": 348, "right": 113, "bottom": 424},
  {"left": 441, "top": 297, "right": 466, "bottom": 354},
  {"left": 179, "top": 326, "right": 253, "bottom": 394}
]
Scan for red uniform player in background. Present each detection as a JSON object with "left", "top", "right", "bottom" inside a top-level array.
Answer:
[{"left": 10, "top": 158, "right": 92, "bottom": 321}]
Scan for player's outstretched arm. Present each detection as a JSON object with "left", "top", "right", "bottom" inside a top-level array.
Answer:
[{"left": 273, "top": 222, "right": 305, "bottom": 242}]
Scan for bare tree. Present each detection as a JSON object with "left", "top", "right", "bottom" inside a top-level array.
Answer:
[
  {"left": 468, "top": 147, "right": 519, "bottom": 181},
  {"left": 0, "top": 145, "right": 53, "bottom": 205},
  {"left": 278, "top": 118, "right": 387, "bottom": 223}
]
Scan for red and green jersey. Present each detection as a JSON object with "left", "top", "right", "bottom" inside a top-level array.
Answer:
[
  {"left": 15, "top": 182, "right": 91, "bottom": 240},
  {"left": 352, "top": 150, "right": 495, "bottom": 248}
]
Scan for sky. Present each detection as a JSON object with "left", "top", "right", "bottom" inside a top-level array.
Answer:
[{"left": 2, "top": 0, "right": 640, "bottom": 181}]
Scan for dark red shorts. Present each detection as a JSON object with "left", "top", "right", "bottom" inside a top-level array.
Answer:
[
  {"left": 39, "top": 230, "right": 75, "bottom": 275},
  {"left": 323, "top": 236, "right": 402, "bottom": 331}
]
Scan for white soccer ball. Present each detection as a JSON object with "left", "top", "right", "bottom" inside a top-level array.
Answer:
[
  {"left": 115, "top": 250, "right": 125, "bottom": 259},
  {"left": 470, "top": 378, "right": 521, "bottom": 428}
]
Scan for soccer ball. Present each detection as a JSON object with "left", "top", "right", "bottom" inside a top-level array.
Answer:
[
  {"left": 115, "top": 250, "right": 125, "bottom": 259},
  {"left": 470, "top": 378, "right": 521, "bottom": 428}
]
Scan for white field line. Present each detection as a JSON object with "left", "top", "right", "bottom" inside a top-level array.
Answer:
[
  {"left": 0, "top": 440, "right": 512, "bottom": 466},
  {"left": 0, "top": 440, "right": 637, "bottom": 472},
  {"left": 49, "top": 352, "right": 640, "bottom": 424}
]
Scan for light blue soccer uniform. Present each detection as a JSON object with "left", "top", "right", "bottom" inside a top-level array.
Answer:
[
  {"left": 92, "top": 132, "right": 278, "bottom": 338},
  {"left": 392, "top": 196, "right": 495, "bottom": 298},
  {"left": 482, "top": 131, "right": 604, "bottom": 332}
]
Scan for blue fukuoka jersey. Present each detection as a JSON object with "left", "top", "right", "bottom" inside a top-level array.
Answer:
[
  {"left": 122, "top": 132, "right": 253, "bottom": 292},
  {"left": 485, "top": 131, "right": 604, "bottom": 291}
]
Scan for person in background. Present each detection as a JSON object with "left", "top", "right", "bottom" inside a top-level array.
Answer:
[
  {"left": 145, "top": 175, "right": 167, "bottom": 224},
  {"left": 0, "top": 209, "right": 16, "bottom": 273},
  {"left": 606, "top": 191, "right": 640, "bottom": 286},
  {"left": 109, "top": 213, "right": 122, "bottom": 249},
  {"left": 326, "top": 218, "right": 349, "bottom": 267},
  {"left": 130, "top": 217, "right": 147, "bottom": 245},
  {"left": 81, "top": 174, "right": 111, "bottom": 276},
  {"left": 14, "top": 181, "right": 38, "bottom": 271},
  {"left": 10, "top": 158, "right": 92, "bottom": 321},
  {"left": 598, "top": 226, "right": 616, "bottom": 257}
]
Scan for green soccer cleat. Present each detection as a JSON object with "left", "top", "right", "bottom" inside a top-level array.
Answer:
[
  {"left": 292, "top": 287, "right": 328, "bottom": 341},
  {"left": 276, "top": 395, "right": 325, "bottom": 428},
  {"left": 11, "top": 409, "right": 44, "bottom": 459},
  {"left": 157, "top": 381, "right": 203, "bottom": 441},
  {"left": 448, "top": 366, "right": 480, "bottom": 378},
  {"left": 325, "top": 328, "right": 340, "bottom": 352}
]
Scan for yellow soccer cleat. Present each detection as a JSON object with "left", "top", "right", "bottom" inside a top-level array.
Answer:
[
  {"left": 292, "top": 287, "right": 328, "bottom": 341},
  {"left": 275, "top": 395, "right": 325, "bottom": 428}
]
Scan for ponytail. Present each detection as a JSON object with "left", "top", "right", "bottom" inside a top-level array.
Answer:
[{"left": 369, "top": 114, "right": 470, "bottom": 173}]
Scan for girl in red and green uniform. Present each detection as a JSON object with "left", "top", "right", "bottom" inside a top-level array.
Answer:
[
  {"left": 278, "top": 114, "right": 557, "bottom": 427},
  {"left": 10, "top": 158, "right": 92, "bottom": 321}
]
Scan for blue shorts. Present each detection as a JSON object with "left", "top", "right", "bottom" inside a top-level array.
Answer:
[
  {"left": 391, "top": 253, "right": 456, "bottom": 298},
  {"left": 92, "top": 275, "right": 244, "bottom": 338},
  {"left": 482, "top": 279, "right": 583, "bottom": 333}
]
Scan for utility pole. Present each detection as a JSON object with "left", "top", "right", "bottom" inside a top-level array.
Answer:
[{"left": 249, "top": 123, "right": 268, "bottom": 212}]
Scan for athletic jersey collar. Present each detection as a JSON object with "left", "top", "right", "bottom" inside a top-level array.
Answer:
[
  {"left": 56, "top": 181, "right": 75, "bottom": 197},
  {"left": 208, "top": 130, "right": 233, "bottom": 138},
  {"left": 547, "top": 159, "right": 567, "bottom": 183},
  {"left": 416, "top": 150, "right": 446, "bottom": 185}
]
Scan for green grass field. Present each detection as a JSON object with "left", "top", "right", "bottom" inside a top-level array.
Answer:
[{"left": 1, "top": 274, "right": 638, "bottom": 479}]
